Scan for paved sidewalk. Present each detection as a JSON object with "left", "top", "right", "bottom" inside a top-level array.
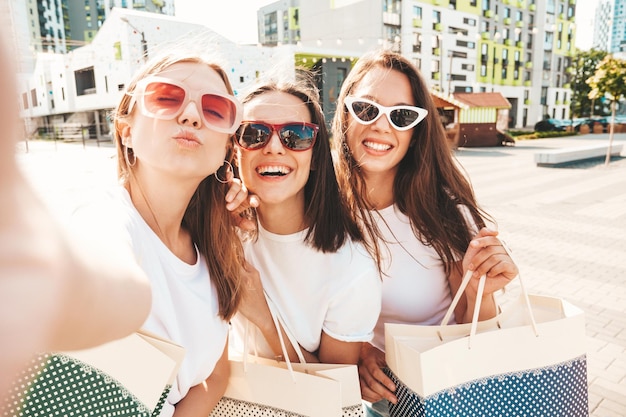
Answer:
[
  {"left": 15, "top": 134, "right": 626, "bottom": 416},
  {"left": 455, "top": 134, "right": 626, "bottom": 417}
]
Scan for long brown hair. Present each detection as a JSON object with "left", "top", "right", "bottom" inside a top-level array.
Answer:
[
  {"left": 236, "top": 74, "right": 370, "bottom": 255},
  {"left": 332, "top": 49, "right": 491, "bottom": 276},
  {"left": 113, "top": 52, "right": 244, "bottom": 320}
]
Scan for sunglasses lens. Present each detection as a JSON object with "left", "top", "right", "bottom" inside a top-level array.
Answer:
[
  {"left": 237, "top": 123, "right": 271, "bottom": 150},
  {"left": 143, "top": 82, "right": 186, "bottom": 117},
  {"left": 279, "top": 124, "right": 317, "bottom": 150},
  {"left": 390, "top": 108, "right": 420, "bottom": 128},
  {"left": 201, "top": 94, "right": 238, "bottom": 131},
  {"left": 351, "top": 101, "right": 380, "bottom": 122}
]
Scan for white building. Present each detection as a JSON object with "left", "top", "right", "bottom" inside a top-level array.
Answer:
[{"left": 19, "top": 8, "right": 289, "bottom": 139}]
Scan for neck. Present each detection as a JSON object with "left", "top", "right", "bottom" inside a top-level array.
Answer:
[
  {"left": 257, "top": 198, "right": 307, "bottom": 235},
  {"left": 362, "top": 170, "right": 396, "bottom": 210},
  {"left": 126, "top": 168, "right": 198, "bottom": 259}
]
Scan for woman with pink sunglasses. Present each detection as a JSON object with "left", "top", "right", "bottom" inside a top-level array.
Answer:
[
  {"left": 228, "top": 75, "right": 381, "bottom": 375},
  {"left": 332, "top": 50, "right": 518, "bottom": 417},
  {"left": 73, "top": 50, "right": 251, "bottom": 417}
]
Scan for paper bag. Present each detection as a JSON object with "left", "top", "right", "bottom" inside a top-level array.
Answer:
[{"left": 2, "top": 330, "right": 185, "bottom": 417}]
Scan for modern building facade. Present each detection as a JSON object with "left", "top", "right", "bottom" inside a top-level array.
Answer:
[
  {"left": 257, "top": 0, "right": 578, "bottom": 128},
  {"left": 593, "top": 0, "right": 626, "bottom": 53},
  {"left": 17, "top": 8, "right": 295, "bottom": 140}
]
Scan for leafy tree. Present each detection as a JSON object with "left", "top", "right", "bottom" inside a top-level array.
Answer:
[
  {"left": 587, "top": 54, "right": 626, "bottom": 165},
  {"left": 569, "top": 49, "right": 608, "bottom": 118}
]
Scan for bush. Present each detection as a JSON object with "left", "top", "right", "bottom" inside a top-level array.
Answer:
[{"left": 515, "top": 130, "right": 579, "bottom": 140}]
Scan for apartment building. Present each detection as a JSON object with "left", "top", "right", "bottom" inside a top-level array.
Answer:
[
  {"left": 594, "top": 0, "right": 626, "bottom": 53},
  {"left": 257, "top": 0, "right": 578, "bottom": 128}
]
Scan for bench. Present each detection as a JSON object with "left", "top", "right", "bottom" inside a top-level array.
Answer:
[{"left": 534, "top": 143, "right": 624, "bottom": 167}]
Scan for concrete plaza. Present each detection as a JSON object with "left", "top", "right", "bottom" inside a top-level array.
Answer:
[{"left": 14, "top": 133, "right": 626, "bottom": 417}]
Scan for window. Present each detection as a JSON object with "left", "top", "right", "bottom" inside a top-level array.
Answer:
[
  {"left": 463, "top": 18, "right": 476, "bottom": 26},
  {"left": 75, "top": 67, "right": 96, "bottom": 96},
  {"left": 456, "top": 40, "right": 475, "bottom": 49},
  {"left": 413, "top": 6, "right": 422, "bottom": 19},
  {"left": 481, "top": 64, "right": 487, "bottom": 76},
  {"left": 433, "top": 10, "right": 441, "bottom": 24}
]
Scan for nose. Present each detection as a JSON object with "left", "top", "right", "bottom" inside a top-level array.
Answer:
[
  {"left": 177, "top": 101, "right": 202, "bottom": 128},
  {"left": 371, "top": 112, "right": 392, "bottom": 132},
  {"left": 262, "top": 129, "right": 285, "bottom": 154}
]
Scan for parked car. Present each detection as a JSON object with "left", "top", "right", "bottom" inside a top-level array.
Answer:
[{"left": 534, "top": 118, "right": 596, "bottom": 132}]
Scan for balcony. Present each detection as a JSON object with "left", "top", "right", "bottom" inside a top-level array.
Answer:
[
  {"left": 529, "top": 4, "right": 536, "bottom": 11},
  {"left": 516, "top": 41, "right": 524, "bottom": 48},
  {"left": 432, "top": 72, "right": 441, "bottom": 80},
  {"left": 484, "top": 10, "right": 494, "bottom": 18},
  {"left": 433, "top": 47, "right": 441, "bottom": 56},
  {"left": 433, "top": 22, "right": 442, "bottom": 31},
  {"left": 524, "top": 80, "right": 532, "bottom": 87},
  {"left": 482, "top": 32, "right": 490, "bottom": 40},
  {"left": 504, "top": 18, "right": 511, "bottom": 25},
  {"left": 413, "top": 18, "right": 422, "bottom": 28},
  {"left": 524, "top": 99, "right": 531, "bottom": 105},
  {"left": 525, "top": 62, "right": 533, "bottom": 69},
  {"left": 505, "top": 39, "right": 513, "bottom": 46}
]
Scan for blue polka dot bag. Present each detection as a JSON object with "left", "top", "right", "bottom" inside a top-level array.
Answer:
[
  {"left": 384, "top": 267, "right": 588, "bottom": 417},
  {"left": 2, "top": 331, "right": 185, "bottom": 417}
]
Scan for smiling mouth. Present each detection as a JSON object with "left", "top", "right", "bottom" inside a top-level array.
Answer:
[
  {"left": 363, "top": 140, "right": 392, "bottom": 151},
  {"left": 257, "top": 165, "right": 292, "bottom": 177}
]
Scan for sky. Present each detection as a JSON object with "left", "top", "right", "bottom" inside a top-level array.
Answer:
[{"left": 175, "top": 0, "right": 596, "bottom": 49}]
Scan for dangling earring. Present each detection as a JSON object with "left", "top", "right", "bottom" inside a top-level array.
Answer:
[
  {"left": 214, "top": 160, "right": 233, "bottom": 184},
  {"left": 124, "top": 145, "right": 136, "bottom": 168}
]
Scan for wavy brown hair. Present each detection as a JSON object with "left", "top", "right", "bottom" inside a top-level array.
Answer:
[
  {"left": 236, "top": 73, "right": 375, "bottom": 258},
  {"left": 113, "top": 52, "right": 244, "bottom": 320},
  {"left": 332, "top": 50, "right": 491, "bottom": 276}
]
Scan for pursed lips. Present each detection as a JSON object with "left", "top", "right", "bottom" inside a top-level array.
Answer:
[{"left": 173, "top": 129, "right": 201, "bottom": 145}]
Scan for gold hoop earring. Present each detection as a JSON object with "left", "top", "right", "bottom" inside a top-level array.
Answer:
[
  {"left": 124, "top": 146, "right": 136, "bottom": 168},
  {"left": 214, "top": 160, "right": 232, "bottom": 184}
]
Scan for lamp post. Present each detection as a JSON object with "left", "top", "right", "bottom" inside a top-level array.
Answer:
[{"left": 120, "top": 16, "right": 148, "bottom": 61}]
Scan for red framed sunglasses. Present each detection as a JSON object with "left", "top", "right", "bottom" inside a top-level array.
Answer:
[{"left": 235, "top": 121, "right": 319, "bottom": 151}]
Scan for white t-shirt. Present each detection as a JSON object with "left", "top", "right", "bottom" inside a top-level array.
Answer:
[
  {"left": 73, "top": 187, "right": 228, "bottom": 417},
  {"left": 371, "top": 205, "right": 458, "bottom": 352},
  {"left": 230, "top": 223, "right": 381, "bottom": 358}
]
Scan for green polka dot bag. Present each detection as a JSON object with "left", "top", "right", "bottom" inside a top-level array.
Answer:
[{"left": 2, "top": 331, "right": 185, "bottom": 417}]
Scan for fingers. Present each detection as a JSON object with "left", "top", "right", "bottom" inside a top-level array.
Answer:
[
  {"left": 463, "top": 230, "right": 518, "bottom": 295},
  {"left": 224, "top": 177, "right": 246, "bottom": 211},
  {"left": 358, "top": 365, "right": 398, "bottom": 404},
  {"left": 358, "top": 345, "right": 397, "bottom": 404}
]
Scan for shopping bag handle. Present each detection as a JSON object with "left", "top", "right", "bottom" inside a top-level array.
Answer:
[
  {"left": 242, "top": 292, "right": 307, "bottom": 383},
  {"left": 438, "top": 239, "right": 539, "bottom": 347}
]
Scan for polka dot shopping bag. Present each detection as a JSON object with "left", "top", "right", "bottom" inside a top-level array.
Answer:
[
  {"left": 2, "top": 330, "right": 184, "bottom": 417},
  {"left": 384, "top": 265, "right": 588, "bottom": 417}
]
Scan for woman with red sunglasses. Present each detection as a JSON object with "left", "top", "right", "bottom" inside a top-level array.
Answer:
[
  {"left": 229, "top": 75, "right": 382, "bottom": 376},
  {"left": 332, "top": 50, "right": 518, "bottom": 417},
  {"left": 72, "top": 50, "right": 251, "bottom": 417}
]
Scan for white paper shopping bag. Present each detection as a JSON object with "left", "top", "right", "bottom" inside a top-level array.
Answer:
[{"left": 2, "top": 330, "right": 185, "bottom": 417}]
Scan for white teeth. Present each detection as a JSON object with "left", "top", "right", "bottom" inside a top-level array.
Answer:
[
  {"left": 257, "top": 165, "right": 291, "bottom": 176},
  {"left": 364, "top": 141, "right": 391, "bottom": 151}
]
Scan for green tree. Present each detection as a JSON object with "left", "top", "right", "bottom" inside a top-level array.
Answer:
[
  {"left": 587, "top": 54, "right": 626, "bottom": 165},
  {"left": 569, "top": 49, "right": 608, "bottom": 118}
]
